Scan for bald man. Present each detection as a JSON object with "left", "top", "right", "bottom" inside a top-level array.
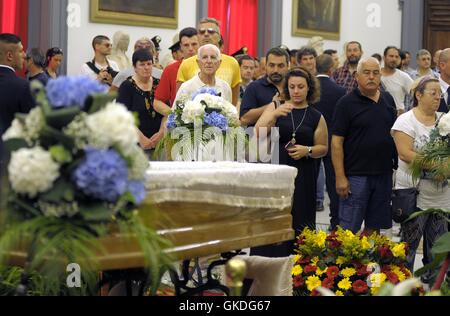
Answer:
[
  {"left": 438, "top": 48, "right": 450, "bottom": 113},
  {"left": 332, "top": 57, "right": 397, "bottom": 235}
]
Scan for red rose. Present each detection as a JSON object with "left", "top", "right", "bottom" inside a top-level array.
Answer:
[
  {"left": 304, "top": 264, "right": 317, "bottom": 274},
  {"left": 352, "top": 280, "right": 369, "bottom": 294},
  {"left": 326, "top": 266, "right": 340, "bottom": 279},
  {"left": 386, "top": 272, "right": 399, "bottom": 284},
  {"left": 293, "top": 276, "right": 304, "bottom": 288},
  {"left": 322, "top": 277, "right": 335, "bottom": 289},
  {"left": 357, "top": 265, "right": 369, "bottom": 276}
]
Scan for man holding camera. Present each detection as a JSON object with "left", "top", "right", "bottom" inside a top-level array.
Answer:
[{"left": 81, "top": 35, "right": 120, "bottom": 86}]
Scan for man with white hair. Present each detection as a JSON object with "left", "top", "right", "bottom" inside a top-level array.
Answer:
[
  {"left": 332, "top": 57, "right": 397, "bottom": 234},
  {"left": 175, "top": 44, "right": 232, "bottom": 104},
  {"left": 176, "top": 18, "right": 241, "bottom": 106}
]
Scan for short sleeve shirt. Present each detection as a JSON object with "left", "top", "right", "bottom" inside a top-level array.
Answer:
[
  {"left": 332, "top": 89, "right": 397, "bottom": 175},
  {"left": 174, "top": 75, "right": 232, "bottom": 105},
  {"left": 240, "top": 77, "right": 279, "bottom": 119},
  {"left": 154, "top": 60, "right": 182, "bottom": 107},
  {"left": 177, "top": 54, "right": 241, "bottom": 89}
]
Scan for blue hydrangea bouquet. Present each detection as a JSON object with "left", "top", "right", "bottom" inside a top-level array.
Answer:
[
  {"left": 157, "top": 88, "right": 246, "bottom": 161},
  {"left": 0, "top": 76, "right": 171, "bottom": 295}
]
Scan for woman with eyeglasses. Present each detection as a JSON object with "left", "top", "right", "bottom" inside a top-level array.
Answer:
[
  {"left": 391, "top": 76, "right": 449, "bottom": 277},
  {"left": 45, "top": 47, "right": 63, "bottom": 79}
]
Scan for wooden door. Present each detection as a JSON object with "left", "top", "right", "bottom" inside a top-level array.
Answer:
[{"left": 424, "top": 0, "right": 450, "bottom": 57}]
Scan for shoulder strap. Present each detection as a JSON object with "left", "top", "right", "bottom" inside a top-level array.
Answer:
[{"left": 86, "top": 60, "right": 100, "bottom": 75}]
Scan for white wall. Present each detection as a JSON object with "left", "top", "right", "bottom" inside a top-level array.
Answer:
[
  {"left": 282, "top": 0, "right": 402, "bottom": 60},
  {"left": 67, "top": 0, "right": 197, "bottom": 75}
]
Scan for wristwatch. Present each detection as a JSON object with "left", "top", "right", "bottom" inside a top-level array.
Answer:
[{"left": 307, "top": 146, "right": 313, "bottom": 158}]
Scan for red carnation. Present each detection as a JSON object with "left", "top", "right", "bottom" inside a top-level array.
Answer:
[
  {"left": 379, "top": 246, "right": 393, "bottom": 258},
  {"left": 297, "top": 236, "right": 306, "bottom": 245},
  {"left": 304, "top": 264, "right": 317, "bottom": 274},
  {"left": 322, "top": 277, "right": 335, "bottom": 289},
  {"left": 381, "top": 265, "right": 391, "bottom": 274},
  {"left": 352, "top": 280, "right": 369, "bottom": 294},
  {"left": 386, "top": 272, "right": 399, "bottom": 284},
  {"left": 311, "top": 290, "right": 321, "bottom": 296},
  {"left": 299, "top": 256, "right": 311, "bottom": 264},
  {"left": 357, "top": 265, "right": 369, "bottom": 277},
  {"left": 326, "top": 266, "right": 340, "bottom": 279},
  {"left": 328, "top": 240, "right": 342, "bottom": 249},
  {"left": 293, "top": 276, "right": 304, "bottom": 288}
]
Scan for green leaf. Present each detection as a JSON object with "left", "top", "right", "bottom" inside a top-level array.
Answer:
[
  {"left": 49, "top": 145, "right": 73, "bottom": 164},
  {"left": 39, "top": 178, "right": 75, "bottom": 203},
  {"left": 85, "top": 93, "right": 117, "bottom": 114},
  {"left": 3, "top": 139, "right": 29, "bottom": 153},
  {"left": 414, "top": 252, "right": 447, "bottom": 277},
  {"left": 430, "top": 232, "right": 450, "bottom": 255},
  {"left": 45, "top": 106, "right": 81, "bottom": 129},
  {"left": 40, "top": 125, "right": 75, "bottom": 149},
  {"left": 406, "top": 208, "right": 450, "bottom": 222},
  {"left": 10, "top": 197, "right": 41, "bottom": 217},
  {"left": 79, "top": 202, "right": 114, "bottom": 222}
]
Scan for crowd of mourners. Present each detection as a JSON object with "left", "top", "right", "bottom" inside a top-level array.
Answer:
[{"left": 0, "top": 16, "right": 449, "bottom": 282}]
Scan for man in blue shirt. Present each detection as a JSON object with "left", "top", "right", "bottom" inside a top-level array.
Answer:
[{"left": 240, "top": 47, "right": 290, "bottom": 127}]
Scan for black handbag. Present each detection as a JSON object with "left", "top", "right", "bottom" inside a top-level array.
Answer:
[{"left": 391, "top": 188, "right": 419, "bottom": 223}]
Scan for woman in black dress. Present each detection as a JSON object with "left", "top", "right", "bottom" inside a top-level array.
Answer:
[
  {"left": 255, "top": 67, "right": 328, "bottom": 256},
  {"left": 117, "top": 49, "right": 164, "bottom": 157}
]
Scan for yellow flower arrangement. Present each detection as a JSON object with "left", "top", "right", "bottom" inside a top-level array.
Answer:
[{"left": 293, "top": 227, "right": 416, "bottom": 297}]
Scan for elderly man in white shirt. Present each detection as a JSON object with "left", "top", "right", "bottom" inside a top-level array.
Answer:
[{"left": 175, "top": 44, "right": 232, "bottom": 105}]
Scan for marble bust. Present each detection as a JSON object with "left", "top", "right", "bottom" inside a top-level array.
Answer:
[{"left": 109, "top": 31, "right": 131, "bottom": 71}]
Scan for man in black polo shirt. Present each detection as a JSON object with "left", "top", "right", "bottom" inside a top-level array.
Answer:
[
  {"left": 332, "top": 57, "right": 397, "bottom": 234},
  {"left": 240, "top": 47, "right": 289, "bottom": 127}
]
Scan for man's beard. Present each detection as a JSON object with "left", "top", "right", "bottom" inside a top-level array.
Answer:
[
  {"left": 348, "top": 57, "right": 360, "bottom": 65},
  {"left": 269, "top": 73, "right": 283, "bottom": 84}
]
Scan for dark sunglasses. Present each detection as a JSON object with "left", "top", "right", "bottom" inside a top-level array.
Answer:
[{"left": 199, "top": 28, "right": 217, "bottom": 35}]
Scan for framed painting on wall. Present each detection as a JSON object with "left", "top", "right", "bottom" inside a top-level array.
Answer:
[
  {"left": 90, "top": 0, "right": 178, "bottom": 29},
  {"left": 292, "top": 0, "right": 341, "bottom": 40}
]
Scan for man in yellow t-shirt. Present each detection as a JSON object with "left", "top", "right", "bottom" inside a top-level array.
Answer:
[{"left": 177, "top": 17, "right": 241, "bottom": 106}]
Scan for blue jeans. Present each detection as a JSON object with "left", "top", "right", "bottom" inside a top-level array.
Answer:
[
  {"left": 339, "top": 174, "right": 393, "bottom": 233},
  {"left": 316, "top": 161, "right": 325, "bottom": 205}
]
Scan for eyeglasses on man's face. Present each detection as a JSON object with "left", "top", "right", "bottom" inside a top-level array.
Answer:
[{"left": 199, "top": 28, "right": 218, "bottom": 35}]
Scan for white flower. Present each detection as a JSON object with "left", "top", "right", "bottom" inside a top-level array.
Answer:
[
  {"left": 24, "top": 107, "right": 45, "bottom": 142},
  {"left": 181, "top": 100, "right": 205, "bottom": 124},
  {"left": 8, "top": 147, "right": 60, "bottom": 198},
  {"left": 63, "top": 113, "right": 90, "bottom": 150},
  {"left": 86, "top": 102, "right": 138, "bottom": 156},
  {"left": 437, "top": 112, "right": 450, "bottom": 137},
  {"left": 2, "top": 108, "right": 45, "bottom": 145},
  {"left": 2, "top": 119, "right": 26, "bottom": 141},
  {"left": 128, "top": 145, "right": 149, "bottom": 180}
]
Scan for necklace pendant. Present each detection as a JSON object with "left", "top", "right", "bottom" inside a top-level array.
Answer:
[
  {"left": 291, "top": 137, "right": 296, "bottom": 145},
  {"left": 152, "top": 111, "right": 156, "bottom": 119}
]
